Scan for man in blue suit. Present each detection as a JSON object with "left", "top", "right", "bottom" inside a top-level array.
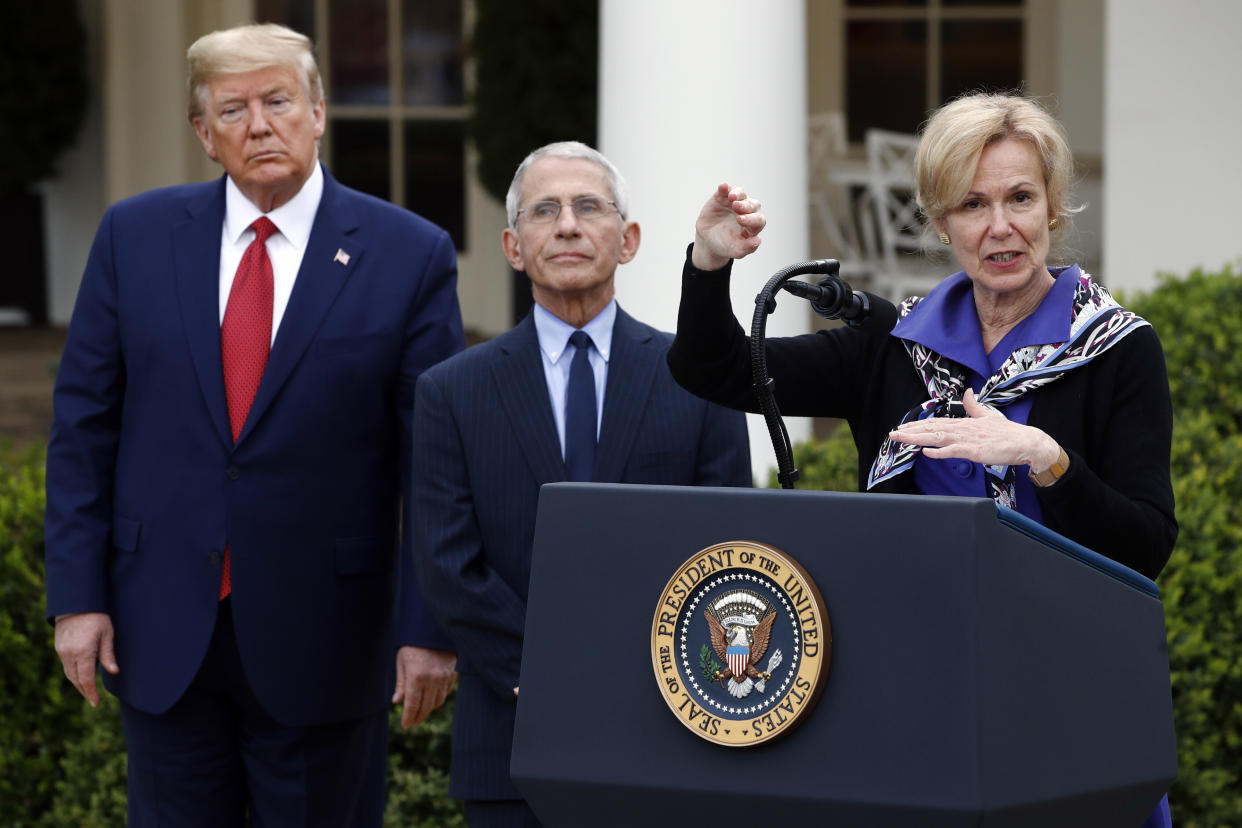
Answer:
[
  {"left": 44, "top": 24, "right": 462, "bottom": 826},
  {"left": 411, "top": 142, "right": 753, "bottom": 827}
]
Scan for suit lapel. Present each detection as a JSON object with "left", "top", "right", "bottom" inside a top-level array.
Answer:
[
  {"left": 490, "top": 316, "right": 567, "bottom": 485},
  {"left": 173, "top": 179, "right": 233, "bottom": 449},
  {"left": 237, "top": 170, "right": 361, "bottom": 445},
  {"left": 594, "top": 308, "right": 660, "bottom": 482}
]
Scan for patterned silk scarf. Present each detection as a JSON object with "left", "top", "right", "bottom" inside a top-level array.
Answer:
[{"left": 867, "top": 271, "right": 1150, "bottom": 509}]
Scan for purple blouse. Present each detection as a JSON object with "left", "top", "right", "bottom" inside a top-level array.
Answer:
[{"left": 890, "top": 265, "right": 1082, "bottom": 522}]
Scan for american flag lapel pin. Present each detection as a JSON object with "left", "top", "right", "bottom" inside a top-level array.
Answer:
[{"left": 334, "top": 248, "right": 351, "bottom": 266}]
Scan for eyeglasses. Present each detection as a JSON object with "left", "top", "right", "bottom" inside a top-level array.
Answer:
[{"left": 518, "top": 196, "right": 620, "bottom": 224}]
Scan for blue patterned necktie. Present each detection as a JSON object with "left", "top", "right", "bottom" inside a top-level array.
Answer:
[{"left": 564, "top": 330, "right": 596, "bottom": 481}]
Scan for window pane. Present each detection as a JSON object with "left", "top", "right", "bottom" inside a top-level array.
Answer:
[
  {"left": 405, "top": 121, "right": 466, "bottom": 250},
  {"left": 331, "top": 120, "right": 391, "bottom": 202},
  {"left": 402, "top": 0, "right": 464, "bottom": 106},
  {"left": 255, "top": 0, "right": 315, "bottom": 40},
  {"left": 941, "top": 20, "right": 1023, "bottom": 103},
  {"left": 846, "top": 20, "right": 928, "bottom": 140},
  {"left": 330, "top": 0, "right": 389, "bottom": 105}
]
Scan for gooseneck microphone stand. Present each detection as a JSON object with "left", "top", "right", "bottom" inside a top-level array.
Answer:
[{"left": 751, "top": 259, "right": 869, "bottom": 489}]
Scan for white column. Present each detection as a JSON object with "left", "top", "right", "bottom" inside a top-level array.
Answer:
[
  {"left": 599, "top": 0, "right": 810, "bottom": 484},
  {"left": 1104, "top": 0, "right": 1242, "bottom": 292}
]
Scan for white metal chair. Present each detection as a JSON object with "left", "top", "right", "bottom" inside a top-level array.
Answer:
[
  {"left": 807, "top": 111, "right": 874, "bottom": 283},
  {"left": 863, "top": 128, "right": 947, "bottom": 302}
]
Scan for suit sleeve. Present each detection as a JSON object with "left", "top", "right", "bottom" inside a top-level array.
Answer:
[
  {"left": 410, "top": 370, "right": 526, "bottom": 698},
  {"left": 694, "top": 402, "right": 754, "bottom": 487},
  {"left": 44, "top": 208, "right": 125, "bottom": 618},
  {"left": 396, "top": 229, "right": 466, "bottom": 651}
]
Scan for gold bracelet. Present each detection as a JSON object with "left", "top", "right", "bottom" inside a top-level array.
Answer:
[{"left": 1029, "top": 447, "right": 1070, "bottom": 488}]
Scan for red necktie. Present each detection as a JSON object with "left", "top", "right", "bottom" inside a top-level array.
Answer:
[{"left": 219, "top": 216, "right": 276, "bottom": 599}]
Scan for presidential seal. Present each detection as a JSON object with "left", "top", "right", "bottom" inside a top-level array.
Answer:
[{"left": 650, "top": 541, "right": 831, "bottom": 747}]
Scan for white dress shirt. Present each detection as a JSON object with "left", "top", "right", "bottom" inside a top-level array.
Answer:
[{"left": 217, "top": 163, "right": 325, "bottom": 344}]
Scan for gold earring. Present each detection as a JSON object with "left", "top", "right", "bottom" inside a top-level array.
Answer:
[
  {"left": 1048, "top": 217, "right": 1059, "bottom": 231},
  {"left": 938, "top": 232, "right": 951, "bottom": 245}
]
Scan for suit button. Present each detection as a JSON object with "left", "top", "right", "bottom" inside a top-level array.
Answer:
[
  {"left": 207, "top": 551, "right": 222, "bottom": 566},
  {"left": 226, "top": 465, "right": 240, "bottom": 480},
  {"left": 953, "top": 460, "right": 973, "bottom": 478}
]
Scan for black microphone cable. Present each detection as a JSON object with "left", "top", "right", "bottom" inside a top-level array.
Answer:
[{"left": 752, "top": 261, "right": 897, "bottom": 489}]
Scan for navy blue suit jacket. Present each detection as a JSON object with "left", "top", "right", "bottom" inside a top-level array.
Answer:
[
  {"left": 410, "top": 307, "right": 751, "bottom": 799},
  {"left": 45, "top": 167, "right": 465, "bottom": 726}
]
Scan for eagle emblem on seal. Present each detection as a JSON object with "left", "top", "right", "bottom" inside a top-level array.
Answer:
[{"left": 703, "top": 590, "right": 784, "bottom": 699}]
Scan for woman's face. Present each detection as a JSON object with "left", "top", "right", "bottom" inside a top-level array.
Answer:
[{"left": 937, "top": 138, "right": 1054, "bottom": 302}]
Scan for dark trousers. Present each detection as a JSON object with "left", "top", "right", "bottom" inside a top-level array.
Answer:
[
  {"left": 119, "top": 599, "right": 388, "bottom": 827},
  {"left": 464, "top": 799, "right": 542, "bottom": 828}
]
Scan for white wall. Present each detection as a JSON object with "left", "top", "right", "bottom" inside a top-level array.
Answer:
[
  {"left": 599, "top": 0, "right": 811, "bottom": 483},
  {"left": 1055, "top": 0, "right": 1105, "bottom": 158},
  {"left": 1104, "top": 0, "right": 1242, "bottom": 291},
  {"left": 1052, "top": 0, "right": 1104, "bottom": 278}
]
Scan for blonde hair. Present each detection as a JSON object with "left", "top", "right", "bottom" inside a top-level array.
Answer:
[
  {"left": 915, "top": 92, "right": 1079, "bottom": 239},
  {"left": 186, "top": 23, "right": 322, "bottom": 122}
]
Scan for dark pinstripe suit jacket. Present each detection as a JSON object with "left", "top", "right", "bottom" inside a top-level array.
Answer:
[{"left": 411, "top": 305, "right": 751, "bottom": 799}]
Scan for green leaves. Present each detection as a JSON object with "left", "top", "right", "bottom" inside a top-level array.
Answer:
[
  {"left": 767, "top": 422, "right": 858, "bottom": 492},
  {"left": 385, "top": 704, "right": 464, "bottom": 826},
  {"left": 0, "top": 442, "right": 125, "bottom": 826},
  {"left": 1126, "top": 266, "right": 1242, "bottom": 825},
  {"left": 700, "top": 644, "right": 724, "bottom": 683},
  {"left": 0, "top": 441, "right": 461, "bottom": 824}
]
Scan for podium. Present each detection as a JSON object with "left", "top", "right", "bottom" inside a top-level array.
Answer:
[{"left": 511, "top": 484, "right": 1175, "bottom": 827}]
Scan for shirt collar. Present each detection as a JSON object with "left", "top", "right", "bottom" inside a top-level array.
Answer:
[
  {"left": 223, "top": 162, "right": 324, "bottom": 248},
  {"left": 534, "top": 299, "right": 616, "bottom": 365},
  {"left": 893, "top": 264, "right": 1081, "bottom": 375}
]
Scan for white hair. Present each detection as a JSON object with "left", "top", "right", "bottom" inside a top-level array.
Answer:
[{"left": 504, "top": 141, "right": 629, "bottom": 228}]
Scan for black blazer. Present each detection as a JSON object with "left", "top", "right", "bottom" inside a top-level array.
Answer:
[{"left": 668, "top": 256, "right": 1177, "bottom": 580}]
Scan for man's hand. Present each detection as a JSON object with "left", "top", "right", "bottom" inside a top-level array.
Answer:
[
  {"left": 691, "top": 182, "right": 767, "bottom": 271},
  {"left": 393, "top": 646, "right": 457, "bottom": 728},
  {"left": 54, "top": 612, "right": 118, "bottom": 708}
]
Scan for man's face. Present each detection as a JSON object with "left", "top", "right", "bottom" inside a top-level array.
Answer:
[
  {"left": 502, "top": 157, "right": 640, "bottom": 314},
  {"left": 193, "top": 63, "right": 325, "bottom": 212}
]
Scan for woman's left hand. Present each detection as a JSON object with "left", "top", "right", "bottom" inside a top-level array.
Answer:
[{"left": 889, "top": 388, "right": 1063, "bottom": 471}]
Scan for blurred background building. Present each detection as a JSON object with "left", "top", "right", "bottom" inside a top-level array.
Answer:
[{"left": 11, "top": 0, "right": 1242, "bottom": 474}]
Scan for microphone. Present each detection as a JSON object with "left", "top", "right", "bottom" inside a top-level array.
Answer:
[{"left": 782, "top": 274, "right": 898, "bottom": 332}]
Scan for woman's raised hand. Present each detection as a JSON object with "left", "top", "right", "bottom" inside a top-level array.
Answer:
[{"left": 691, "top": 183, "right": 767, "bottom": 271}]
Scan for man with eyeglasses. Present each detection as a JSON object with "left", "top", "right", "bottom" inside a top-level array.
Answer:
[{"left": 410, "top": 141, "right": 752, "bottom": 826}]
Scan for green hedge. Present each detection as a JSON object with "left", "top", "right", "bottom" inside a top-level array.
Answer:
[
  {"left": 1127, "top": 266, "right": 1242, "bottom": 826},
  {"left": 776, "top": 264, "right": 1242, "bottom": 825},
  {"left": 0, "top": 443, "right": 458, "bottom": 825}
]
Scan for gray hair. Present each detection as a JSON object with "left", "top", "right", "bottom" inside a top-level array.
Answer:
[
  {"left": 504, "top": 141, "right": 630, "bottom": 228},
  {"left": 186, "top": 23, "right": 323, "bottom": 122}
]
